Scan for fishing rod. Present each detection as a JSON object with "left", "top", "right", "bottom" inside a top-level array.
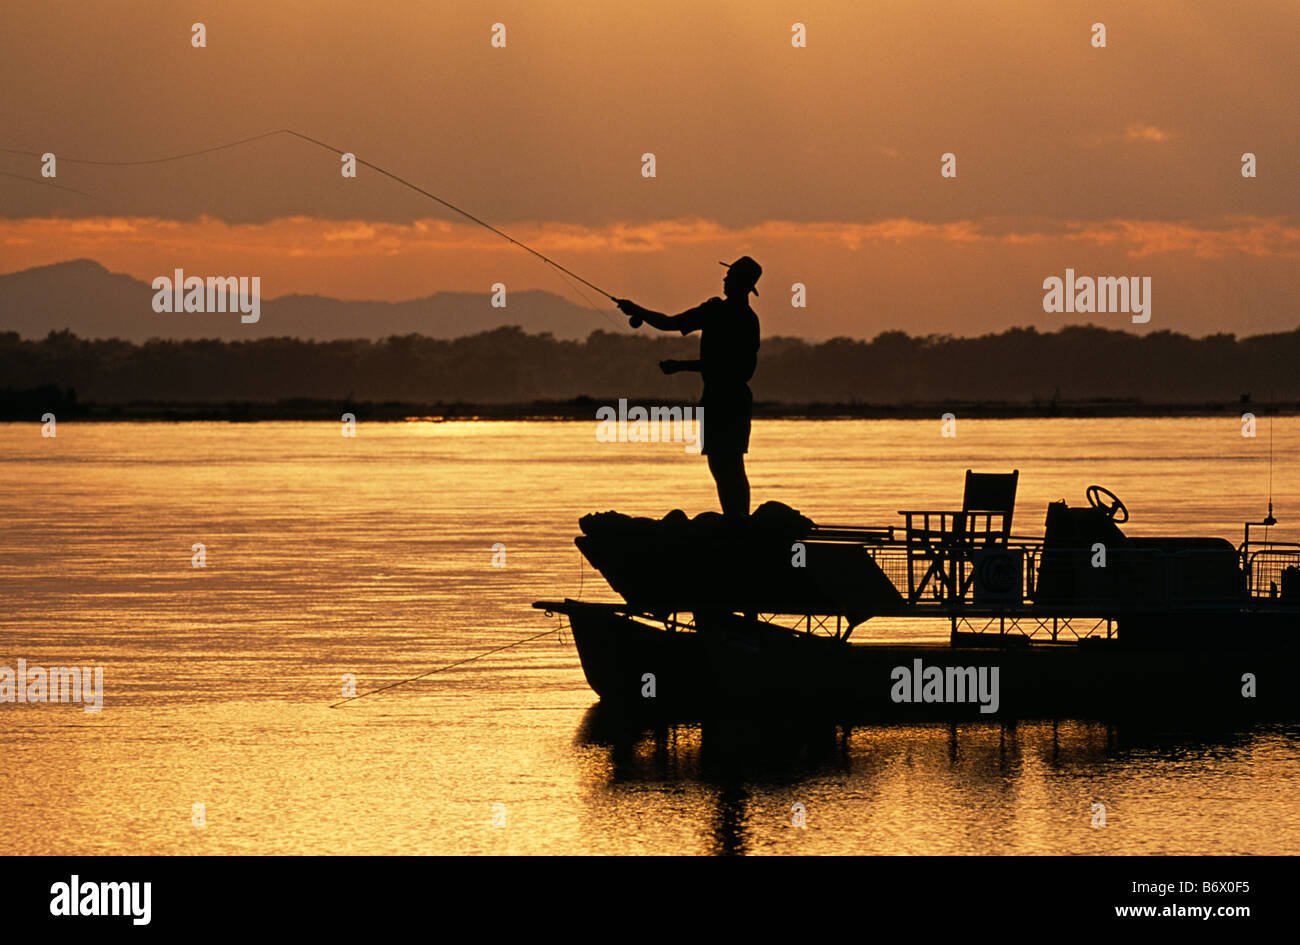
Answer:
[
  {"left": 1, "top": 129, "right": 635, "bottom": 327},
  {"left": 286, "top": 129, "right": 618, "bottom": 303}
]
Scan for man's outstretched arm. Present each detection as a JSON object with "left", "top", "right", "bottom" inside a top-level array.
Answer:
[
  {"left": 615, "top": 298, "right": 717, "bottom": 333},
  {"left": 613, "top": 299, "right": 679, "bottom": 331}
]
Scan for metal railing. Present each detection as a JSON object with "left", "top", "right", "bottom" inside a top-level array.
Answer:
[
  {"left": 814, "top": 522, "right": 1300, "bottom": 614},
  {"left": 1242, "top": 542, "right": 1300, "bottom": 599}
]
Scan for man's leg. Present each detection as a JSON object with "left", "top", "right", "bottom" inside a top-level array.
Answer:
[{"left": 707, "top": 451, "right": 750, "bottom": 518}]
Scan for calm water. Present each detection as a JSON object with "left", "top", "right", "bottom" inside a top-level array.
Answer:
[{"left": 1, "top": 418, "right": 1297, "bottom": 855}]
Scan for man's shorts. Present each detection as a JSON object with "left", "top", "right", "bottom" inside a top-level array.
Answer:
[{"left": 700, "top": 384, "right": 753, "bottom": 456}]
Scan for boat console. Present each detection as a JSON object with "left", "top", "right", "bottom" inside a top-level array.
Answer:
[{"left": 1035, "top": 487, "right": 1244, "bottom": 610}]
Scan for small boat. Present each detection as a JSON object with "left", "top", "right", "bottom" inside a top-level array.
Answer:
[{"left": 534, "top": 472, "right": 1300, "bottom": 720}]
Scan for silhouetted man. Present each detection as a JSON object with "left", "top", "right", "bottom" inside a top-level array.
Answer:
[{"left": 615, "top": 256, "right": 762, "bottom": 518}]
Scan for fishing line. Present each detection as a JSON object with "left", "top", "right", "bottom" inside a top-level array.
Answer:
[
  {"left": 5, "top": 134, "right": 622, "bottom": 699},
  {"left": 540, "top": 263, "right": 627, "bottom": 330},
  {"left": 0, "top": 170, "right": 96, "bottom": 197},
  {"left": 330, "top": 626, "right": 563, "bottom": 708},
  {"left": 1, "top": 128, "right": 629, "bottom": 328},
  {"left": 0, "top": 129, "right": 287, "bottom": 167}
]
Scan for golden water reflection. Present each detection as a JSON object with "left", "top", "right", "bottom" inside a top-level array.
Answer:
[{"left": 1, "top": 419, "right": 1297, "bottom": 854}]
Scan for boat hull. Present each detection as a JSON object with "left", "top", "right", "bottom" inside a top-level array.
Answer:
[{"left": 555, "top": 602, "right": 1299, "bottom": 721}]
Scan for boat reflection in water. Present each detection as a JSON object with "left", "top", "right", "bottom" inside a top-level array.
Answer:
[{"left": 572, "top": 704, "right": 1289, "bottom": 855}]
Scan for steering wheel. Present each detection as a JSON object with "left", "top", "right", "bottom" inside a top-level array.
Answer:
[{"left": 1086, "top": 484, "right": 1129, "bottom": 524}]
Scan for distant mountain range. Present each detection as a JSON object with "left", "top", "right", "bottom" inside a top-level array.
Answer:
[{"left": 0, "top": 259, "right": 611, "bottom": 341}]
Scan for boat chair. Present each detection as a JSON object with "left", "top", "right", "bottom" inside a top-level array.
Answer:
[{"left": 899, "top": 470, "right": 1019, "bottom": 604}]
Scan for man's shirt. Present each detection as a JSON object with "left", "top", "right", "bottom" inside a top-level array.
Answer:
[{"left": 672, "top": 296, "right": 760, "bottom": 390}]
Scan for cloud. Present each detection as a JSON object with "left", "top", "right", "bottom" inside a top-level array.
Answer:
[
  {"left": 1125, "top": 123, "right": 1175, "bottom": 143},
  {"left": 1, "top": 211, "right": 1296, "bottom": 340},
  {"left": 322, "top": 224, "right": 378, "bottom": 242},
  {"left": 3, "top": 214, "right": 1296, "bottom": 266},
  {"left": 1085, "top": 124, "right": 1177, "bottom": 148}
]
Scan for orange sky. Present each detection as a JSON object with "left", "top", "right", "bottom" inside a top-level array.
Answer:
[{"left": 2, "top": 1, "right": 1297, "bottom": 338}]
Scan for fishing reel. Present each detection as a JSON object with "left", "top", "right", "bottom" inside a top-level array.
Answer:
[{"left": 613, "top": 297, "right": 642, "bottom": 328}]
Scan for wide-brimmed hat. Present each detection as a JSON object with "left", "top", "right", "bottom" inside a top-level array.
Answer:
[{"left": 719, "top": 256, "right": 761, "bottom": 295}]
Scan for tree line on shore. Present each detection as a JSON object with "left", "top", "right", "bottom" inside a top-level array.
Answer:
[{"left": 1, "top": 324, "right": 1295, "bottom": 406}]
